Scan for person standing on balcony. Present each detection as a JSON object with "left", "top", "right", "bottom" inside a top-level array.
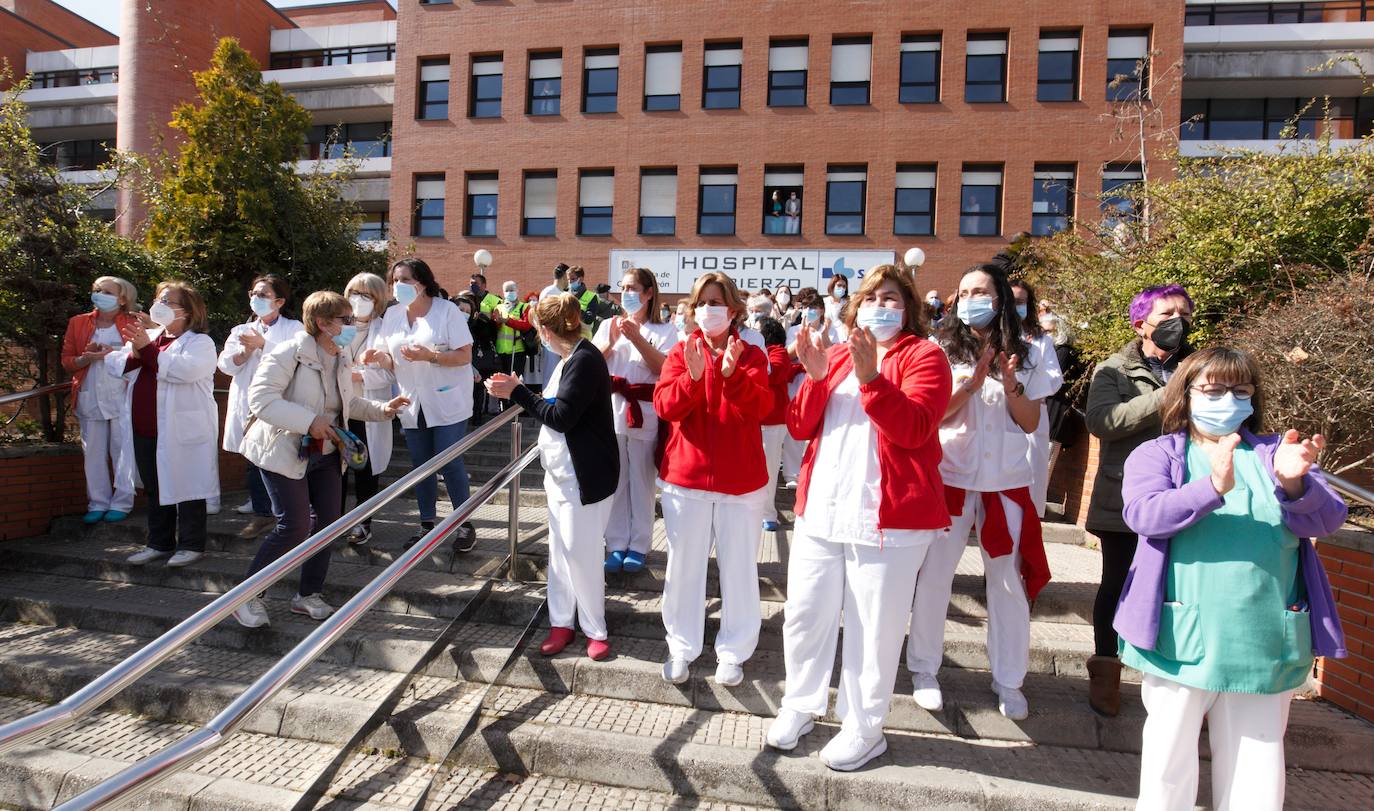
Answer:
[
  {"left": 341, "top": 272, "right": 395, "bottom": 546},
  {"left": 233, "top": 292, "right": 408, "bottom": 628},
  {"left": 653, "top": 271, "right": 773, "bottom": 689},
  {"left": 485, "top": 293, "right": 619, "bottom": 660},
  {"left": 219, "top": 275, "right": 303, "bottom": 541},
  {"left": 593, "top": 267, "right": 677, "bottom": 574},
  {"left": 62, "top": 276, "right": 141, "bottom": 524},
  {"left": 1084, "top": 284, "right": 1195, "bottom": 717},
  {"left": 1115, "top": 347, "right": 1346, "bottom": 811},
  {"left": 119, "top": 282, "right": 219, "bottom": 568},
  {"left": 767, "top": 264, "right": 951, "bottom": 771}
]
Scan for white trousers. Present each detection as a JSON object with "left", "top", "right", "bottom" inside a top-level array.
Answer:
[
  {"left": 546, "top": 490, "right": 615, "bottom": 640},
  {"left": 1027, "top": 403, "right": 1052, "bottom": 517},
  {"left": 604, "top": 434, "right": 658, "bottom": 555},
  {"left": 782, "top": 436, "right": 805, "bottom": 483},
  {"left": 661, "top": 488, "right": 764, "bottom": 664},
  {"left": 781, "top": 531, "right": 928, "bottom": 739},
  {"left": 79, "top": 415, "right": 136, "bottom": 513},
  {"left": 1137, "top": 674, "right": 1291, "bottom": 811},
  {"left": 906, "top": 489, "right": 1030, "bottom": 689},
  {"left": 760, "top": 424, "right": 788, "bottom": 521}
]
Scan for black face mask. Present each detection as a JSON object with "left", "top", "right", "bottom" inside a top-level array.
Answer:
[{"left": 1150, "top": 317, "right": 1189, "bottom": 354}]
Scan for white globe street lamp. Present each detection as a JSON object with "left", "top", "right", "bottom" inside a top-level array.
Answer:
[
  {"left": 473, "top": 249, "right": 493, "bottom": 272},
  {"left": 903, "top": 247, "right": 926, "bottom": 269}
]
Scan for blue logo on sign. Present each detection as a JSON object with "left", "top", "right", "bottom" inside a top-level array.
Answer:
[{"left": 822, "top": 257, "right": 859, "bottom": 280}]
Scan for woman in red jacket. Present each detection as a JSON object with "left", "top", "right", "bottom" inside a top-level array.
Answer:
[
  {"left": 653, "top": 271, "right": 774, "bottom": 688},
  {"left": 765, "top": 263, "right": 952, "bottom": 772}
]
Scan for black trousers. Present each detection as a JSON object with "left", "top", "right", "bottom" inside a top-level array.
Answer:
[
  {"left": 132, "top": 434, "right": 206, "bottom": 553},
  {"left": 1091, "top": 529, "right": 1140, "bottom": 657},
  {"left": 341, "top": 419, "right": 380, "bottom": 528},
  {"left": 499, "top": 351, "right": 527, "bottom": 378}
]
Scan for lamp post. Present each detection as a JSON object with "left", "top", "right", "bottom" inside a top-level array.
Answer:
[
  {"left": 473, "top": 249, "right": 493, "bottom": 274},
  {"left": 903, "top": 246, "right": 926, "bottom": 270}
]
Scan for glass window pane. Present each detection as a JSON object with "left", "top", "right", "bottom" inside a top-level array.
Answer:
[
  {"left": 640, "top": 216, "right": 675, "bottom": 235},
  {"left": 699, "top": 214, "right": 735, "bottom": 235},
  {"left": 524, "top": 218, "right": 556, "bottom": 236},
  {"left": 960, "top": 214, "right": 997, "bottom": 236},
  {"left": 1039, "top": 51, "right": 1075, "bottom": 83},
  {"left": 468, "top": 218, "right": 496, "bottom": 236},
  {"left": 827, "top": 181, "right": 864, "bottom": 214},
  {"left": 586, "top": 68, "right": 618, "bottom": 94},
  {"left": 831, "top": 83, "right": 869, "bottom": 105},
  {"left": 703, "top": 90, "right": 738, "bottom": 109},
  {"left": 967, "top": 55, "right": 1004, "bottom": 83},
  {"left": 645, "top": 94, "right": 680, "bottom": 111},
  {"left": 700, "top": 185, "right": 736, "bottom": 214},
  {"left": 704, "top": 66, "right": 740, "bottom": 91},
  {"left": 966, "top": 83, "right": 1004, "bottom": 103},
  {"left": 962, "top": 185, "right": 998, "bottom": 213},
  {"left": 894, "top": 214, "right": 933, "bottom": 236},
  {"left": 471, "top": 194, "right": 497, "bottom": 217}
]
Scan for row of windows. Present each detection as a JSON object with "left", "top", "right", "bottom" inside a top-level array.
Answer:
[
  {"left": 29, "top": 67, "right": 117, "bottom": 89},
  {"left": 408, "top": 163, "right": 1145, "bottom": 241},
  {"left": 37, "top": 139, "right": 111, "bottom": 171},
  {"left": 269, "top": 44, "right": 396, "bottom": 70},
  {"left": 301, "top": 122, "right": 392, "bottom": 160},
  {"left": 1180, "top": 97, "right": 1374, "bottom": 140},
  {"left": 414, "top": 29, "right": 1152, "bottom": 120},
  {"left": 1184, "top": 2, "right": 1374, "bottom": 26}
]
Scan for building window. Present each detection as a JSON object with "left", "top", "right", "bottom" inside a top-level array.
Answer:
[
  {"left": 1107, "top": 29, "right": 1150, "bottom": 101},
  {"left": 698, "top": 168, "right": 738, "bottom": 235},
  {"left": 899, "top": 35, "right": 940, "bottom": 103},
  {"left": 830, "top": 36, "right": 872, "bottom": 105},
  {"left": 894, "top": 165, "right": 936, "bottom": 236},
  {"left": 578, "top": 170, "right": 614, "bottom": 235},
  {"left": 644, "top": 45, "right": 683, "bottom": 111},
  {"left": 960, "top": 165, "right": 1002, "bottom": 236},
  {"left": 1037, "top": 31, "right": 1079, "bottom": 102},
  {"left": 29, "top": 67, "right": 118, "bottom": 88},
  {"left": 966, "top": 34, "right": 1008, "bottom": 103},
  {"left": 38, "top": 138, "right": 112, "bottom": 171},
  {"left": 1184, "top": 4, "right": 1340, "bottom": 26},
  {"left": 584, "top": 48, "right": 620, "bottom": 113},
  {"left": 703, "top": 42, "right": 743, "bottom": 109},
  {"left": 465, "top": 174, "right": 498, "bottom": 237},
  {"left": 825, "top": 167, "right": 867, "bottom": 235},
  {"left": 418, "top": 59, "right": 449, "bottom": 119},
  {"left": 1032, "top": 165, "right": 1075, "bottom": 236},
  {"left": 1181, "top": 97, "right": 1338, "bottom": 141},
  {"left": 523, "top": 171, "right": 556, "bottom": 236},
  {"left": 358, "top": 210, "right": 390, "bottom": 242},
  {"left": 528, "top": 52, "right": 562, "bottom": 115},
  {"left": 1102, "top": 163, "right": 1143, "bottom": 219},
  {"left": 413, "top": 174, "right": 445, "bottom": 237},
  {"left": 768, "top": 39, "right": 808, "bottom": 107},
  {"left": 469, "top": 55, "right": 503, "bottom": 118},
  {"left": 303, "top": 122, "right": 391, "bottom": 160},
  {"left": 269, "top": 45, "right": 394, "bottom": 70},
  {"left": 763, "top": 167, "right": 804, "bottom": 235},
  {"left": 639, "top": 169, "right": 678, "bottom": 235}
]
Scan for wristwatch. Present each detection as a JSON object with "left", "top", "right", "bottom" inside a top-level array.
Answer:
[{"left": 1010, "top": 381, "right": 1025, "bottom": 398}]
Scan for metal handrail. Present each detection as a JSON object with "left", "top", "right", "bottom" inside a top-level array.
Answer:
[
  {"left": 0, "top": 382, "right": 68, "bottom": 408},
  {"left": 1328, "top": 471, "right": 1374, "bottom": 508},
  {"left": 0, "top": 405, "right": 527, "bottom": 755},
  {"left": 58, "top": 441, "right": 542, "bottom": 810}
]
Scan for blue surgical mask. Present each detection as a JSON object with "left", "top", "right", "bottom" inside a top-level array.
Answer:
[
  {"left": 91, "top": 291, "right": 119, "bottom": 312},
  {"left": 504, "top": 290, "right": 518, "bottom": 303},
  {"left": 621, "top": 291, "right": 642, "bottom": 314},
  {"left": 1015, "top": 303, "right": 1028, "bottom": 321},
  {"left": 332, "top": 324, "right": 357, "bottom": 348},
  {"left": 393, "top": 281, "right": 418, "bottom": 306},
  {"left": 856, "top": 306, "right": 904, "bottom": 341},
  {"left": 805, "top": 308, "right": 821, "bottom": 324},
  {"left": 250, "top": 295, "right": 275, "bottom": 318},
  {"left": 1190, "top": 392, "right": 1254, "bottom": 437},
  {"left": 674, "top": 315, "right": 686, "bottom": 331},
  {"left": 957, "top": 296, "right": 998, "bottom": 328},
  {"left": 570, "top": 280, "right": 585, "bottom": 294}
]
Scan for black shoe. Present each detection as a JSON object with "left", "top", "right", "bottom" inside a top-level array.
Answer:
[
  {"left": 406, "top": 521, "right": 436, "bottom": 549},
  {"left": 452, "top": 522, "right": 478, "bottom": 553}
]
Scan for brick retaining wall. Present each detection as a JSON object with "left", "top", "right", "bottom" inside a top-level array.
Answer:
[{"left": 1315, "top": 528, "right": 1374, "bottom": 724}]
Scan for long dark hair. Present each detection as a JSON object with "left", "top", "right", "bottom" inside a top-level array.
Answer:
[
  {"left": 389, "top": 257, "right": 443, "bottom": 299},
  {"left": 1011, "top": 279, "right": 1044, "bottom": 340},
  {"left": 936, "top": 263, "right": 1029, "bottom": 377}
]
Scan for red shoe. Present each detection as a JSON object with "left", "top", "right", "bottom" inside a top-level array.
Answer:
[
  {"left": 587, "top": 638, "right": 612, "bottom": 661},
  {"left": 540, "top": 627, "right": 575, "bottom": 656}
]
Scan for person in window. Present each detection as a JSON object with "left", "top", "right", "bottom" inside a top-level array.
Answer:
[
  {"left": 486, "top": 293, "right": 619, "bottom": 660},
  {"left": 363, "top": 258, "right": 479, "bottom": 551},
  {"left": 234, "top": 292, "right": 408, "bottom": 628},
  {"left": 219, "top": 275, "right": 304, "bottom": 540},
  {"left": 119, "top": 282, "right": 219, "bottom": 568},
  {"left": 62, "top": 276, "right": 141, "bottom": 524},
  {"left": 1011, "top": 280, "right": 1064, "bottom": 517},
  {"left": 905, "top": 263, "right": 1057, "bottom": 721},
  {"left": 654, "top": 271, "right": 773, "bottom": 688},
  {"left": 767, "top": 264, "right": 951, "bottom": 770},
  {"left": 1084, "top": 284, "right": 1195, "bottom": 717},
  {"left": 341, "top": 272, "right": 396, "bottom": 545},
  {"left": 769, "top": 190, "right": 785, "bottom": 234},
  {"left": 785, "top": 191, "right": 801, "bottom": 234},
  {"left": 1116, "top": 347, "right": 1346, "bottom": 811},
  {"left": 594, "top": 267, "right": 678, "bottom": 573},
  {"left": 824, "top": 275, "right": 851, "bottom": 339}
]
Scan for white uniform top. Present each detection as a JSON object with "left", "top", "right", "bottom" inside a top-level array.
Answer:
[
  {"left": 823, "top": 296, "right": 851, "bottom": 341},
  {"left": 796, "top": 371, "right": 934, "bottom": 548},
  {"left": 1027, "top": 333, "right": 1064, "bottom": 402},
  {"left": 539, "top": 283, "right": 563, "bottom": 300},
  {"left": 592, "top": 318, "right": 679, "bottom": 439},
  {"left": 76, "top": 324, "right": 128, "bottom": 421},
  {"left": 537, "top": 357, "right": 580, "bottom": 502},
  {"left": 371, "top": 297, "right": 474, "bottom": 430},
  {"left": 218, "top": 316, "right": 304, "bottom": 452},
  {"left": 785, "top": 322, "right": 839, "bottom": 398},
  {"left": 938, "top": 341, "right": 1059, "bottom": 493}
]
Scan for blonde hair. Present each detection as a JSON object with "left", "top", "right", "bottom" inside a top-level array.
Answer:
[
  {"left": 154, "top": 281, "right": 207, "bottom": 333},
  {"left": 842, "top": 264, "right": 929, "bottom": 338},
  {"left": 686, "top": 271, "right": 747, "bottom": 323},
  {"left": 302, "top": 291, "right": 350, "bottom": 337},
  {"left": 92, "top": 276, "right": 138, "bottom": 313},
  {"left": 344, "top": 272, "right": 388, "bottom": 320},
  {"left": 531, "top": 293, "right": 584, "bottom": 342}
]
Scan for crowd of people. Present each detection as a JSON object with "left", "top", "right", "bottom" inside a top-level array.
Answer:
[{"left": 60, "top": 254, "right": 1348, "bottom": 805}]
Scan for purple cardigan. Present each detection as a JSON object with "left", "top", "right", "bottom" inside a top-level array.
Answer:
[{"left": 1113, "top": 429, "right": 1348, "bottom": 659}]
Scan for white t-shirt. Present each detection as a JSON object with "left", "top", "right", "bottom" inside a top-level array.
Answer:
[
  {"left": 76, "top": 324, "right": 126, "bottom": 420},
  {"left": 796, "top": 371, "right": 940, "bottom": 548},
  {"left": 593, "top": 318, "right": 679, "bottom": 439},
  {"left": 540, "top": 283, "right": 564, "bottom": 300},
  {"left": 372, "top": 297, "right": 474, "bottom": 430},
  {"left": 938, "top": 340, "right": 1059, "bottom": 493}
]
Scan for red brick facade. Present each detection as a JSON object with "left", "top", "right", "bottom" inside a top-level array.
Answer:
[
  {"left": 281, "top": 0, "right": 396, "bottom": 27},
  {"left": 0, "top": 0, "right": 117, "bottom": 47},
  {"left": 0, "top": 7, "right": 71, "bottom": 89},
  {"left": 1314, "top": 533, "right": 1374, "bottom": 724}
]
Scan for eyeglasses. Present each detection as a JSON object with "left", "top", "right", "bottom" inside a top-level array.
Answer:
[
  {"left": 1190, "top": 383, "right": 1255, "bottom": 401},
  {"left": 335, "top": 315, "right": 355, "bottom": 326}
]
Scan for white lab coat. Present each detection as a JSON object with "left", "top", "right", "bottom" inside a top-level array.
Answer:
[
  {"left": 123, "top": 330, "right": 221, "bottom": 506},
  {"left": 349, "top": 318, "right": 395, "bottom": 476},
  {"left": 218, "top": 315, "right": 304, "bottom": 453},
  {"left": 370, "top": 297, "right": 475, "bottom": 430}
]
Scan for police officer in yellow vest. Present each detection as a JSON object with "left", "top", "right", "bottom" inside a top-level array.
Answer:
[
  {"left": 493, "top": 280, "right": 534, "bottom": 377},
  {"left": 471, "top": 273, "right": 503, "bottom": 316}
]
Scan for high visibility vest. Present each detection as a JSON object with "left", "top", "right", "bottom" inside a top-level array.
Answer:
[
  {"left": 479, "top": 292, "right": 503, "bottom": 315},
  {"left": 495, "top": 301, "right": 528, "bottom": 354},
  {"left": 576, "top": 289, "right": 598, "bottom": 338}
]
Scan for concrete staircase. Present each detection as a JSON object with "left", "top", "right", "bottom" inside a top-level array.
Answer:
[{"left": 1, "top": 421, "right": 1372, "bottom": 809}]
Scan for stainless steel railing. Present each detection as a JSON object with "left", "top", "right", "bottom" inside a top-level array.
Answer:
[
  {"left": 0, "top": 382, "right": 68, "bottom": 429},
  {"left": 1328, "top": 471, "right": 1374, "bottom": 508},
  {"left": 0, "top": 405, "right": 531, "bottom": 757}
]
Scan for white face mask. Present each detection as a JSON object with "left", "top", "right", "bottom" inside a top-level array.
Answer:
[
  {"left": 694, "top": 305, "right": 731, "bottom": 338},
  {"left": 856, "top": 305, "right": 905, "bottom": 342},
  {"left": 149, "top": 300, "right": 177, "bottom": 327},
  {"left": 393, "top": 281, "right": 419, "bottom": 306},
  {"left": 348, "top": 294, "right": 375, "bottom": 319}
]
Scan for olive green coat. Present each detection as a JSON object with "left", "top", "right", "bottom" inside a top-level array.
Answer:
[{"left": 1084, "top": 339, "right": 1168, "bottom": 534}]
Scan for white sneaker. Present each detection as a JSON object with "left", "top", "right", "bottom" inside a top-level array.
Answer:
[
  {"left": 234, "top": 598, "right": 270, "bottom": 628},
  {"left": 912, "top": 672, "right": 944, "bottom": 712},
  {"left": 206, "top": 500, "right": 221, "bottom": 515},
  {"left": 765, "top": 709, "right": 815, "bottom": 751},
  {"left": 234, "top": 500, "right": 255, "bottom": 515},
  {"left": 714, "top": 661, "right": 744, "bottom": 687},
  {"left": 993, "top": 682, "right": 1029, "bottom": 720},
  {"left": 290, "top": 593, "right": 335, "bottom": 620},
  {"left": 126, "top": 547, "right": 170, "bottom": 566},
  {"left": 166, "top": 550, "right": 203, "bottom": 568},
  {"left": 661, "top": 657, "right": 690, "bottom": 685},
  {"left": 819, "top": 730, "right": 887, "bottom": 771}
]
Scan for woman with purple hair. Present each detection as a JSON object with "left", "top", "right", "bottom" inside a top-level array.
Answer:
[{"left": 1082, "top": 284, "right": 1194, "bottom": 717}]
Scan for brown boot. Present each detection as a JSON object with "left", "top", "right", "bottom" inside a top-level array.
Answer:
[{"left": 1087, "top": 655, "right": 1123, "bottom": 717}]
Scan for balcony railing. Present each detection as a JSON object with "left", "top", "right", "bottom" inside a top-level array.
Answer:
[{"left": 1185, "top": 1, "right": 1374, "bottom": 26}]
